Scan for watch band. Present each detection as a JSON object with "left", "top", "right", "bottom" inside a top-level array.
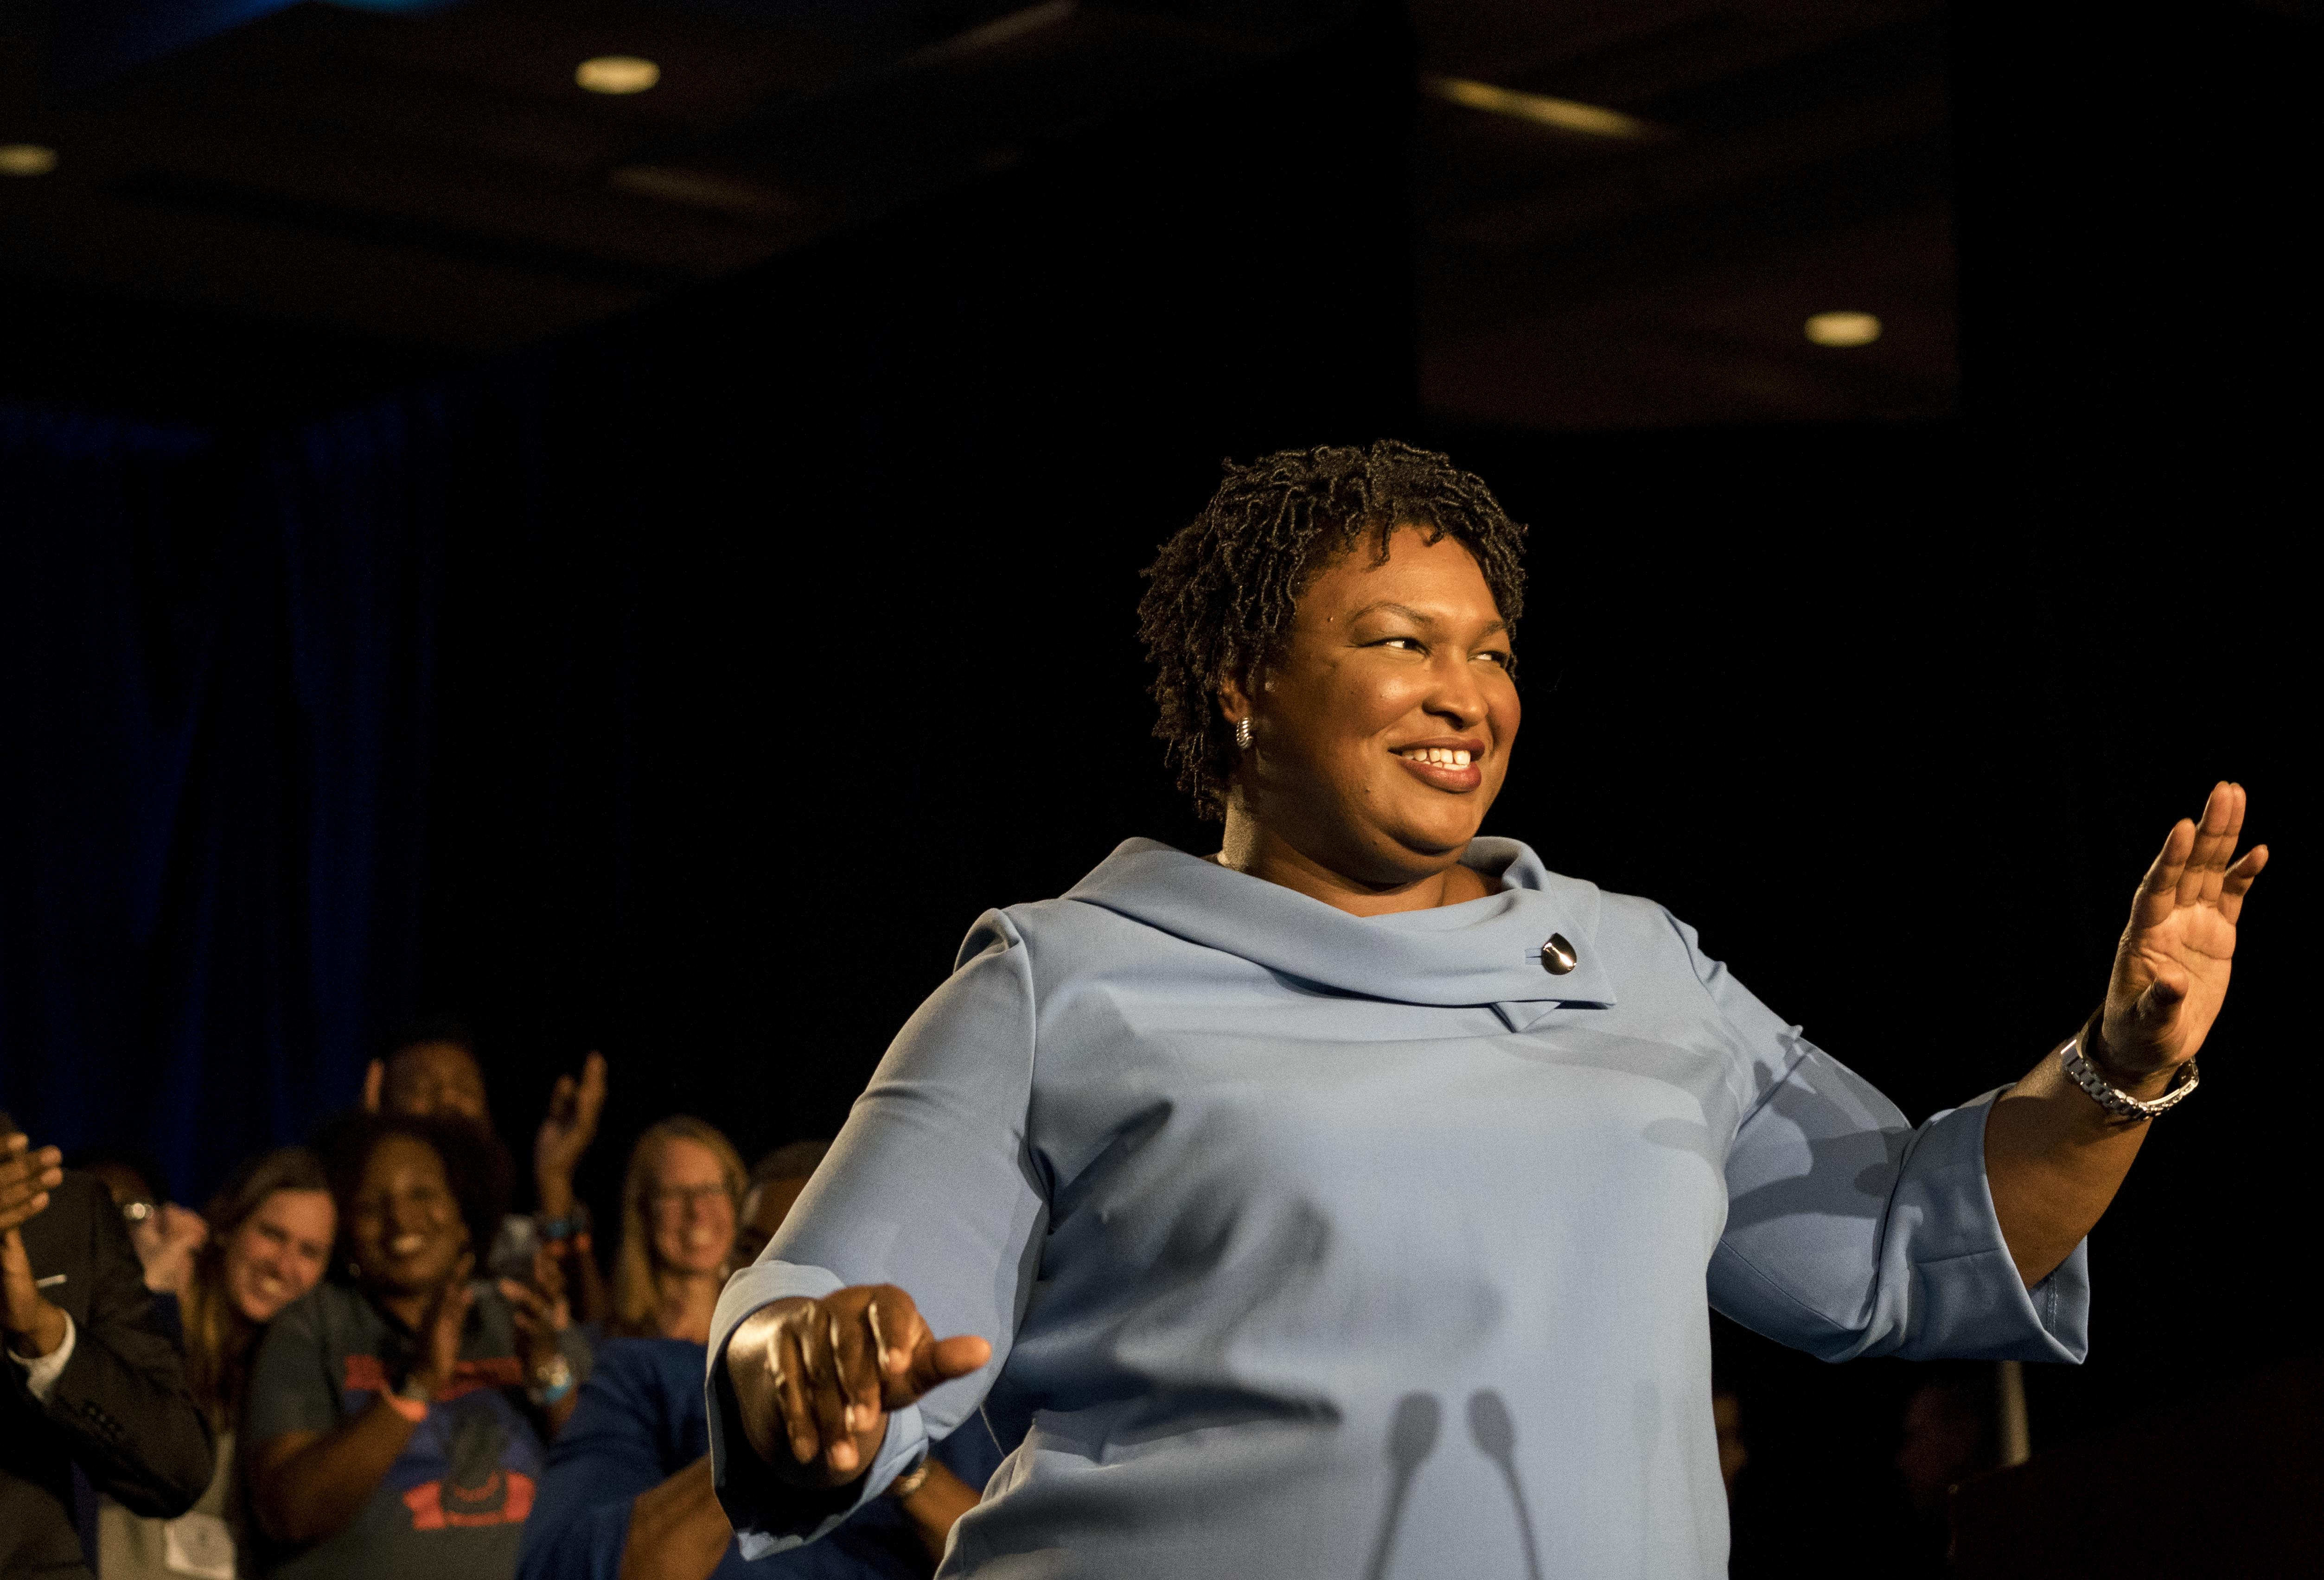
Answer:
[
  {"left": 529, "top": 1353, "right": 576, "bottom": 1408},
  {"left": 536, "top": 1203, "right": 592, "bottom": 1244},
  {"left": 2060, "top": 1032, "right": 2199, "bottom": 1120}
]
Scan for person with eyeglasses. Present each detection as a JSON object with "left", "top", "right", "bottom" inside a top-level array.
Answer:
[
  {"left": 605, "top": 1119, "right": 749, "bottom": 1347},
  {"left": 2, "top": 1112, "right": 214, "bottom": 1580}
]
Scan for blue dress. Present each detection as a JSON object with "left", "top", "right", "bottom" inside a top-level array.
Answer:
[
  {"left": 520, "top": 1337, "right": 1001, "bottom": 1580},
  {"left": 709, "top": 839, "right": 2088, "bottom": 1578}
]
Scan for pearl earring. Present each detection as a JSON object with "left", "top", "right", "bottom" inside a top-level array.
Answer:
[{"left": 1235, "top": 718, "right": 1252, "bottom": 750}]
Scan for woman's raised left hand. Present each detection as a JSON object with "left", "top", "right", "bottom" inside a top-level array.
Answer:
[{"left": 2096, "top": 780, "right": 2267, "bottom": 1082}]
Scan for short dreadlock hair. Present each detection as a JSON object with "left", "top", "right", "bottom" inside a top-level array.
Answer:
[{"left": 1136, "top": 441, "right": 1528, "bottom": 820}]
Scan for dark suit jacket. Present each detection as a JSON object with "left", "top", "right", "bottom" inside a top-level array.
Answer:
[{"left": 1, "top": 1172, "right": 215, "bottom": 1579}]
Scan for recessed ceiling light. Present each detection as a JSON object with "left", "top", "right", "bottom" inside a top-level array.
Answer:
[
  {"left": 0, "top": 143, "right": 59, "bottom": 177},
  {"left": 611, "top": 165, "right": 792, "bottom": 217},
  {"left": 1423, "top": 76, "right": 1658, "bottom": 141},
  {"left": 1805, "top": 311, "right": 1882, "bottom": 347},
  {"left": 577, "top": 56, "right": 660, "bottom": 95}
]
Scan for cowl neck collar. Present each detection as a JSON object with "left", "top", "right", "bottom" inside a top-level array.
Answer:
[{"left": 1063, "top": 836, "right": 1616, "bottom": 1011}]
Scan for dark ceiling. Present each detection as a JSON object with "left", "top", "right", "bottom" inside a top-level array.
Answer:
[
  {"left": 1412, "top": 0, "right": 1955, "bottom": 429},
  {"left": 1, "top": 0, "right": 1959, "bottom": 427}
]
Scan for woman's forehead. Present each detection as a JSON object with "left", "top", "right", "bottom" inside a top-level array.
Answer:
[
  {"left": 1299, "top": 530, "right": 1500, "bottom": 620},
  {"left": 362, "top": 1133, "right": 446, "bottom": 1185},
  {"left": 654, "top": 1134, "right": 728, "bottom": 1183},
  {"left": 256, "top": 1187, "right": 333, "bottom": 1230}
]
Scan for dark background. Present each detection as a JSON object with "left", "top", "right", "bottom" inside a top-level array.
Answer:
[{"left": 2, "top": 1, "right": 2314, "bottom": 1572}]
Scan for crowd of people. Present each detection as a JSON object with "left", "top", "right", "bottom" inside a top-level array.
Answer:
[{"left": 2, "top": 1032, "right": 996, "bottom": 1580}]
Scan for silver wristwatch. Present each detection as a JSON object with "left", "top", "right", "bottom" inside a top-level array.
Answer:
[{"left": 2060, "top": 1032, "right": 2199, "bottom": 1120}]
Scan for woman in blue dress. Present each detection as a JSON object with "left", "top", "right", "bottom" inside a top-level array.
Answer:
[{"left": 706, "top": 442, "right": 2266, "bottom": 1577}]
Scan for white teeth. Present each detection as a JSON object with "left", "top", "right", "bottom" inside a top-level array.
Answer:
[
  {"left": 1454, "top": 750, "right": 1471, "bottom": 766},
  {"left": 1401, "top": 747, "right": 1475, "bottom": 767}
]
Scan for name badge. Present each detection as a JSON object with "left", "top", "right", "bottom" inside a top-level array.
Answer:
[{"left": 163, "top": 1511, "right": 236, "bottom": 1579}]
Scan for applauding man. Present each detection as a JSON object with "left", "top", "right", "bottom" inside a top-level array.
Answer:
[{"left": 2, "top": 1112, "right": 213, "bottom": 1580}]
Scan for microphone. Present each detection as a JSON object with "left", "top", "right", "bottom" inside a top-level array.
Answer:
[
  {"left": 1360, "top": 1391, "right": 1441, "bottom": 1580},
  {"left": 1467, "top": 1389, "right": 1544, "bottom": 1580}
]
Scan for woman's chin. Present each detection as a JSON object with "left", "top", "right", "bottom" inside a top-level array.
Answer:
[
  {"left": 236, "top": 1290, "right": 291, "bottom": 1323},
  {"left": 367, "top": 1256, "right": 458, "bottom": 1297},
  {"left": 1371, "top": 814, "right": 1487, "bottom": 868}
]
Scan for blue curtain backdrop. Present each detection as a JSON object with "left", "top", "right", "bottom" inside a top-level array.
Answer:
[
  {"left": 0, "top": 6, "right": 1415, "bottom": 1197},
  {"left": 0, "top": 400, "right": 446, "bottom": 1195}
]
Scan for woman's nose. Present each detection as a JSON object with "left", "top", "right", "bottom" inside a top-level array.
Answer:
[{"left": 1426, "top": 657, "right": 1488, "bottom": 725}]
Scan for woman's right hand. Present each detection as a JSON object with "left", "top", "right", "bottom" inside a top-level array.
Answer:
[
  {"left": 412, "top": 1253, "right": 476, "bottom": 1395},
  {"left": 726, "top": 1284, "right": 990, "bottom": 1489}
]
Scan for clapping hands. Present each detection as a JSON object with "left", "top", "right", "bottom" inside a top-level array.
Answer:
[
  {"left": 0, "top": 1127, "right": 68, "bottom": 1358},
  {"left": 130, "top": 1201, "right": 209, "bottom": 1298}
]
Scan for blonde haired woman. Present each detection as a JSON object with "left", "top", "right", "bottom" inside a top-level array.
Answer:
[{"left": 610, "top": 1118, "right": 748, "bottom": 1344}]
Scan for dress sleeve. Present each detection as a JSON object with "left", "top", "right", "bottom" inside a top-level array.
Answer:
[
  {"left": 517, "top": 1346, "right": 673, "bottom": 1580},
  {"left": 1672, "top": 914, "right": 2092, "bottom": 1363},
  {"left": 708, "top": 910, "right": 1048, "bottom": 1556}
]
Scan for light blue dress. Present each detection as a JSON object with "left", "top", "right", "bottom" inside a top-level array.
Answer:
[{"left": 709, "top": 839, "right": 2088, "bottom": 1578}]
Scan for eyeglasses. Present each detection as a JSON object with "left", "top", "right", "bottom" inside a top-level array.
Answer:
[{"left": 647, "top": 1183, "right": 730, "bottom": 1212}]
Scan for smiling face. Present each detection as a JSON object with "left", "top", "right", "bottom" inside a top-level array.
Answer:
[
  {"left": 348, "top": 1134, "right": 468, "bottom": 1299},
  {"left": 1225, "top": 525, "right": 1520, "bottom": 887},
  {"left": 646, "top": 1136, "right": 737, "bottom": 1278},
  {"left": 223, "top": 1187, "right": 335, "bottom": 1323}
]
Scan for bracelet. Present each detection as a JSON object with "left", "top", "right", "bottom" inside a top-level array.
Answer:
[
  {"left": 886, "top": 1461, "right": 932, "bottom": 1500},
  {"left": 536, "top": 1204, "right": 591, "bottom": 1244},
  {"left": 529, "top": 1353, "right": 575, "bottom": 1408},
  {"left": 2061, "top": 1032, "right": 2199, "bottom": 1120}
]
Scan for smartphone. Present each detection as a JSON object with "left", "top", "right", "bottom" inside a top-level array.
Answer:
[{"left": 485, "top": 1213, "right": 542, "bottom": 1284}]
